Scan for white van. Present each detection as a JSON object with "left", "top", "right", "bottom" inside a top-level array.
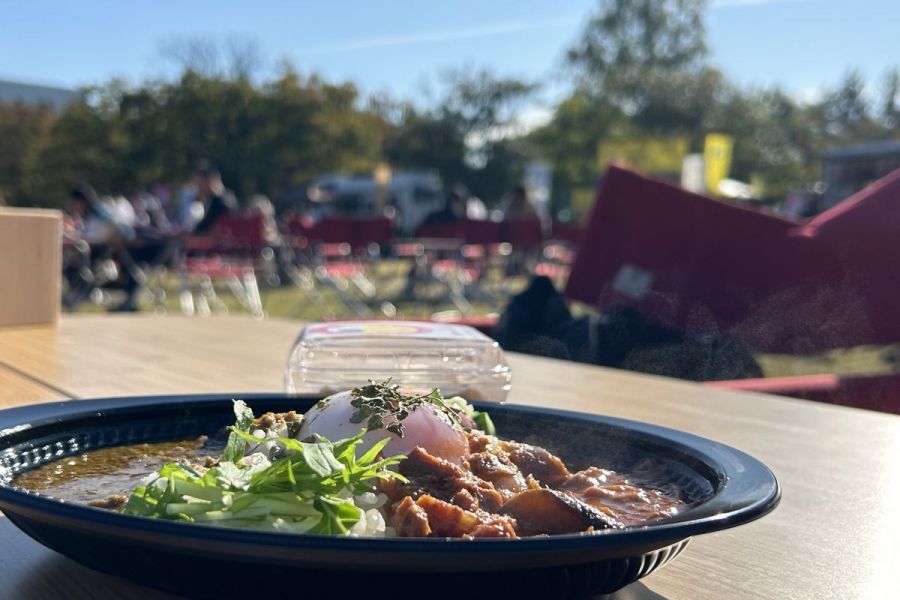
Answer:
[{"left": 307, "top": 170, "right": 444, "bottom": 235}]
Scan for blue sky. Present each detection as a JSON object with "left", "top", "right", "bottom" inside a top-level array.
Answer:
[{"left": 1, "top": 0, "right": 898, "bottom": 111}]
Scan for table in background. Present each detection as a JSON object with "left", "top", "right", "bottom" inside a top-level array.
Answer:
[{"left": 0, "top": 315, "right": 898, "bottom": 600}]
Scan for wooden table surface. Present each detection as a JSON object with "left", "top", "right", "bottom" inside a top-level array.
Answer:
[
  {"left": 0, "top": 365, "right": 68, "bottom": 407},
  {"left": 0, "top": 315, "right": 898, "bottom": 600}
]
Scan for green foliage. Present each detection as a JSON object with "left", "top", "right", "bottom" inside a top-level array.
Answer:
[
  {"left": 222, "top": 399, "right": 256, "bottom": 463},
  {"left": 880, "top": 69, "right": 900, "bottom": 129},
  {"left": 568, "top": 0, "right": 708, "bottom": 107},
  {"left": 1, "top": 68, "right": 383, "bottom": 208},
  {"left": 382, "top": 68, "right": 536, "bottom": 204},
  {"left": 1, "top": 63, "right": 534, "bottom": 210},
  {"left": 0, "top": 104, "right": 55, "bottom": 205},
  {"left": 526, "top": 90, "right": 623, "bottom": 216}
]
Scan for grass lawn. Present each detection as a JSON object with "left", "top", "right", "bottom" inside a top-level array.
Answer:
[
  {"left": 73, "top": 260, "right": 522, "bottom": 322},
  {"left": 756, "top": 344, "right": 899, "bottom": 378}
]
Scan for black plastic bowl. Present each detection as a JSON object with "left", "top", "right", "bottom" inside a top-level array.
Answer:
[{"left": 0, "top": 394, "right": 779, "bottom": 600}]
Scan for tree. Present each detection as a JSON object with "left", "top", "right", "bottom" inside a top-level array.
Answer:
[
  {"left": 537, "top": 0, "right": 718, "bottom": 213},
  {"left": 568, "top": 0, "right": 708, "bottom": 108},
  {"left": 440, "top": 68, "right": 537, "bottom": 133},
  {"left": 703, "top": 87, "right": 822, "bottom": 199},
  {"left": 565, "top": 0, "right": 723, "bottom": 137},
  {"left": 526, "top": 89, "right": 623, "bottom": 215},
  {"left": 0, "top": 104, "right": 55, "bottom": 206},
  {"left": 383, "top": 68, "right": 536, "bottom": 203},
  {"left": 160, "top": 35, "right": 263, "bottom": 82},
  {"left": 879, "top": 68, "right": 899, "bottom": 129},
  {"left": 32, "top": 93, "right": 127, "bottom": 207},
  {"left": 821, "top": 70, "right": 872, "bottom": 138}
]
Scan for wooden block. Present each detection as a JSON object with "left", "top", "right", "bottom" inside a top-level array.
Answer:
[{"left": 0, "top": 208, "right": 62, "bottom": 327}]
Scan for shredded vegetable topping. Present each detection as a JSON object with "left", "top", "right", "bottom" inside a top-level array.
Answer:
[{"left": 123, "top": 401, "right": 406, "bottom": 534}]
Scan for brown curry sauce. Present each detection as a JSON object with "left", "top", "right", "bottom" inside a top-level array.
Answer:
[{"left": 14, "top": 439, "right": 218, "bottom": 505}]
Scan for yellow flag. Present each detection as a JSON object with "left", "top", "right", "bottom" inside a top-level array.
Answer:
[{"left": 704, "top": 134, "right": 734, "bottom": 195}]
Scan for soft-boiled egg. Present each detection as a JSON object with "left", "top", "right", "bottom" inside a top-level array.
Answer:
[{"left": 297, "top": 390, "right": 469, "bottom": 464}]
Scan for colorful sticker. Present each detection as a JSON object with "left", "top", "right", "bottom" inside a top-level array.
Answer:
[{"left": 303, "top": 321, "right": 486, "bottom": 340}]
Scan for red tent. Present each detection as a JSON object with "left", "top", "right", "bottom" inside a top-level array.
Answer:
[
  {"left": 792, "top": 167, "right": 900, "bottom": 347},
  {"left": 565, "top": 165, "right": 846, "bottom": 353}
]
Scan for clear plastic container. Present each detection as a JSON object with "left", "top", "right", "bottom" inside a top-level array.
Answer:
[{"left": 285, "top": 321, "right": 511, "bottom": 403}]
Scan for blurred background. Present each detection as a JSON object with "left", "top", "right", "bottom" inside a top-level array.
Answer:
[{"left": 2, "top": 0, "right": 899, "bottom": 390}]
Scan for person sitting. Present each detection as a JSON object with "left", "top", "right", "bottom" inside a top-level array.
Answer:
[
  {"left": 63, "top": 184, "right": 140, "bottom": 311},
  {"left": 67, "top": 184, "right": 134, "bottom": 246},
  {"left": 246, "top": 194, "right": 281, "bottom": 246},
  {"left": 190, "top": 160, "right": 237, "bottom": 235},
  {"left": 246, "top": 194, "right": 289, "bottom": 286},
  {"left": 130, "top": 189, "right": 174, "bottom": 240},
  {"left": 421, "top": 185, "right": 468, "bottom": 227},
  {"left": 125, "top": 190, "right": 177, "bottom": 291},
  {"left": 499, "top": 185, "right": 539, "bottom": 220}
]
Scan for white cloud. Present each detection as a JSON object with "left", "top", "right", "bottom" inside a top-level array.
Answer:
[{"left": 306, "top": 17, "right": 581, "bottom": 54}]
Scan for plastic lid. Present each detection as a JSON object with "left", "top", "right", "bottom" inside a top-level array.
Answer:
[{"left": 285, "top": 321, "right": 511, "bottom": 403}]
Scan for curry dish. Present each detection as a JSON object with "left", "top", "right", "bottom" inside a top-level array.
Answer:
[{"left": 14, "top": 382, "right": 688, "bottom": 538}]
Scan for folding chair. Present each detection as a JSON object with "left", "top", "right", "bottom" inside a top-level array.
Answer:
[
  {"left": 280, "top": 214, "right": 333, "bottom": 316},
  {"left": 180, "top": 215, "right": 266, "bottom": 318},
  {"left": 304, "top": 217, "right": 377, "bottom": 316},
  {"left": 504, "top": 218, "right": 545, "bottom": 277},
  {"left": 464, "top": 220, "right": 509, "bottom": 287},
  {"left": 353, "top": 216, "right": 394, "bottom": 255},
  {"left": 525, "top": 221, "right": 582, "bottom": 288},
  {"left": 391, "top": 221, "right": 468, "bottom": 312},
  {"left": 550, "top": 221, "right": 584, "bottom": 249}
]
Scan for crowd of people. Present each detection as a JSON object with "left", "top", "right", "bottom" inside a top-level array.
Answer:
[
  {"left": 61, "top": 161, "right": 545, "bottom": 313},
  {"left": 62, "top": 162, "right": 243, "bottom": 312}
]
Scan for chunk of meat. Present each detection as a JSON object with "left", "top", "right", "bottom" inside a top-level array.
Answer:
[
  {"left": 394, "top": 496, "right": 431, "bottom": 537},
  {"left": 414, "top": 496, "right": 480, "bottom": 537},
  {"left": 394, "top": 447, "right": 504, "bottom": 512},
  {"left": 393, "top": 495, "right": 518, "bottom": 539},
  {"left": 400, "top": 446, "right": 461, "bottom": 480},
  {"left": 88, "top": 494, "right": 128, "bottom": 511},
  {"left": 466, "top": 431, "right": 493, "bottom": 453},
  {"left": 252, "top": 411, "right": 303, "bottom": 438},
  {"left": 500, "top": 488, "right": 624, "bottom": 536},
  {"left": 383, "top": 435, "right": 685, "bottom": 538},
  {"left": 468, "top": 451, "right": 528, "bottom": 496},
  {"left": 469, "top": 518, "right": 518, "bottom": 538},
  {"left": 450, "top": 489, "right": 478, "bottom": 511},
  {"left": 498, "top": 440, "right": 570, "bottom": 486}
]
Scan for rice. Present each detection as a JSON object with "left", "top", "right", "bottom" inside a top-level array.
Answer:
[
  {"left": 349, "top": 507, "right": 388, "bottom": 537},
  {"left": 349, "top": 492, "right": 391, "bottom": 537}
]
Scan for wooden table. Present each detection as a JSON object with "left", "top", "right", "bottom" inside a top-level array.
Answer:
[
  {"left": 0, "top": 315, "right": 897, "bottom": 600},
  {"left": 0, "top": 365, "right": 67, "bottom": 407}
]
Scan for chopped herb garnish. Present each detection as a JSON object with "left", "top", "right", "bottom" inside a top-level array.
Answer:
[{"left": 347, "top": 380, "right": 462, "bottom": 438}]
